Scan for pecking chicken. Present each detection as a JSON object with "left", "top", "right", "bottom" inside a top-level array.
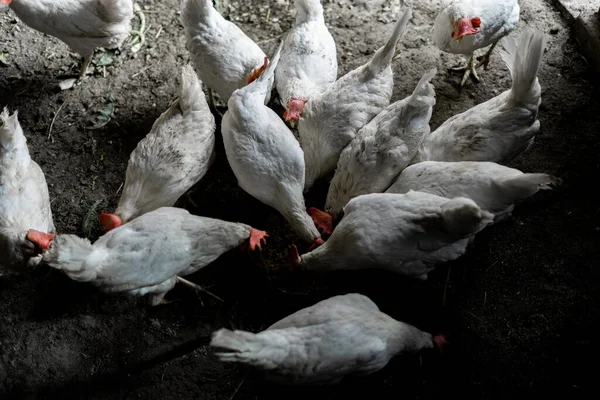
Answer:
[
  {"left": 2, "top": 0, "right": 134, "bottom": 77},
  {"left": 275, "top": 0, "right": 338, "bottom": 126},
  {"left": 289, "top": 191, "right": 493, "bottom": 280},
  {"left": 434, "top": 0, "right": 520, "bottom": 86},
  {"left": 42, "top": 207, "right": 268, "bottom": 305},
  {"left": 181, "top": 0, "right": 272, "bottom": 110},
  {"left": 309, "top": 68, "right": 437, "bottom": 234},
  {"left": 299, "top": 7, "right": 412, "bottom": 192},
  {"left": 413, "top": 30, "right": 546, "bottom": 165},
  {"left": 221, "top": 43, "right": 322, "bottom": 250},
  {"left": 386, "top": 161, "right": 562, "bottom": 222},
  {"left": 99, "top": 64, "right": 216, "bottom": 231},
  {"left": 211, "top": 293, "right": 447, "bottom": 385},
  {"left": 0, "top": 108, "right": 55, "bottom": 270}
]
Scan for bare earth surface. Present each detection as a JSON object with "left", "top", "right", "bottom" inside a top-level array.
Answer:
[{"left": 0, "top": 0, "right": 598, "bottom": 398}]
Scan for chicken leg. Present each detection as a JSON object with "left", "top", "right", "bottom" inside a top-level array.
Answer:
[
  {"left": 449, "top": 54, "right": 479, "bottom": 86},
  {"left": 475, "top": 41, "right": 498, "bottom": 70},
  {"left": 79, "top": 55, "right": 92, "bottom": 78},
  {"left": 177, "top": 276, "right": 224, "bottom": 302}
]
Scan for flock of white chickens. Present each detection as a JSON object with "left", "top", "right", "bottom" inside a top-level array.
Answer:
[{"left": 0, "top": 0, "right": 563, "bottom": 386}]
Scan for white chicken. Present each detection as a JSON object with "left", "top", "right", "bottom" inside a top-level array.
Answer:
[
  {"left": 434, "top": 0, "right": 520, "bottom": 86},
  {"left": 275, "top": 0, "right": 338, "bottom": 125},
  {"left": 290, "top": 191, "right": 493, "bottom": 280},
  {"left": 0, "top": 108, "right": 55, "bottom": 270},
  {"left": 299, "top": 7, "right": 413, "bottom": 191},
  {"left": 211, "top": 293, "right": 447, "bottom": 385},
  {"left": 309, "top": 68, "right": 437, "bottom": 234},
  {"left": 414, "top": 30, "right": 546, "bottom": 165},
  {"left": 2, "top": 0, "right": 134, "bottom": 76},
  {"left": 181, "top": 0, "right": 272, "bottom": 109},
  {"left": 222, "top": 43, "right": 322, "bottom": 250},
  {"left": 386, "top": 161, "right": 562, "bottom": 222},
  {"left": 99, "top": 64, "right": 216, "bottom": 231},
  {"left": 42, "top": 207, "right": 268, "bottom": 305}
]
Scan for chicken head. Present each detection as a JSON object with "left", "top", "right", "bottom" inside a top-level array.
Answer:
[
  {"left": 283, "top": 97, "right": 309, "bottom": 122},
  {"left": 99, "top": 213, "right": 123, "bottom": 231},
  {"left": 451, "top": 17, "right": 481, "bottom": 42},
  {"left": 433, "top": 334, "right": 449, "bottom": 356},
  {"left": 26, "top": 230, "right": 56, "bottom": 253},
  {"left": 0, "top": 0, "right": 11, "bottom": 4}
]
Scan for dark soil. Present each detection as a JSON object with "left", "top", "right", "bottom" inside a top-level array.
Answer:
[{"left": 1, "top": 0, "right": 598, "bottom": 399}]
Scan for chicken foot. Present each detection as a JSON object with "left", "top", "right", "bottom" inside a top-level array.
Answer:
[
  {"left": 79, "top": 55, "right": 92, "bottom": 78},
  {"left": 449, "top": 54, "right": 479, "bottom": 87},
  {"left": 475, "top": 41, "right": 498, "bottom": 70},
  {"left": 177, "top": 276, "right": 224, "bottom": 302}
]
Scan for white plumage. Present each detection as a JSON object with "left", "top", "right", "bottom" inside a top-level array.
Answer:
[
  {"left": 414, "top": 30, "right": 546, "bottom": 164},
  {"left": 221, "top": 43, "right": 321, "bottom": 246},
  {"left": 433, "top": 0, "right": 520, "bottom": 85},
  {"left": 298, "top": 7, "right": 413, "bottom": 191},
  {"left": 5, "top": 0, "right": 134, "bottom": 75},
  {"left": 211, "top": 293, "right": 445, "bottom": 385},
  {"left": 275, "top": 0, "right": 338, "bottom": 123},
  {"left": 106, "top": 65, "right": 215, "bottom": 228},
  {"left": 181, "top": 0, "right": 272, "bottom": 105},
  {"left": 386, "top": 161, "right": 562, "bottom": 222},
  {"left": 0, "top": 108, "right": 55, "bottom": 270},
  {"left": 42, "top": 207, "right": 267, "bottom": 305},
  {"left": 292, "top": 191, "right": 493, "bottom": 280},
  {"left": 324, "top": 68, "right": 437, "bottom": 221}
]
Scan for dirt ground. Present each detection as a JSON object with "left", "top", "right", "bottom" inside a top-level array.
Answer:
[{"left": 0, "top": 0, "right": 598, "bottom": 398}]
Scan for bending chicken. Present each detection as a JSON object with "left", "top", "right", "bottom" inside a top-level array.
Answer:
[
  {"left": 434, "top": 0, "right": 520, "bottom": 86},
  {"left": 0, "top": 108, "right": 55, "bottom": 270},
  {"left": 42, "top": 207, "right": 268, "bottom": 305},
  {"left": 100, "top": 65, "right": 215, "bottom": 231},
  {"left": 386, "top": 161, "right": 562, "bottom": 222},
  {"left": 181, "top": 0, "right": 272, "bottom": 109},
  {"left": 3, "top": 0, "right": 134, "bottom": 76},
  {"left": 290, "top": 191, "right": 493, "bottom": 280},
  {"left": 211, "top": 293, "right": 447, "bottom": 385},
  {"left": 309, "top": 68, "right": 437, "bottom": 234},
  {"left": 299, "top": 7, "right": 413, "bottom": 191},
  {"left": 275, "top": 0, "right": 338, "bottom": 125},
  {"left": 414, "top": 30, "right": 546, "bottom": 164},
  {"left": 222, "top": 43, "right": 322, "bottom": 249}
]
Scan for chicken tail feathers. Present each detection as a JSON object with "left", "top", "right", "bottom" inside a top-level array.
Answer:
[
  {"left": 210, "top": 328, "right": 277, "bottom": 369},
  {"left": 42, "top": 235, "right": 97, "bottom": 282},
  {"left": 440, "top": 197, "right": 494, "bottom": 238},
  {"left": 179, "top": 64, "right": 208, "bottom": 115},
  {"left": 0, "top": 107, "right": 28, "bottom": 154},
  {"left": 494, "top": 173, "right": 562, "bottom": 202},
  {"left": 181, "top": 0, "right": 213, "bottom": 29},
  {"left": 499, "top": 30, "right": 546, "bottom": 104},
  {"left": 369, "top": 7, "right": 412, "bottom": 74},
  {"left": 255, "top": 41, "right": 284, "bottom": 87},
  {"left": 295, "top": 0, "right": 325, "bottom": 24},
  {"left": 409, "top": 68, "right": 437, "bottom": 108}
]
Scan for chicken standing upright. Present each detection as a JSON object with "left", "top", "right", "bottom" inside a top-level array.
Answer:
[
  {"left": 181, "top": 0, "right": 272, "bottom": 109},
  {"left": 414, "top": 30, "right": 546, "bottom": 164},
  {"left": 2, "top": 0, "right": 134, "bottom": 77},
  {"left": 386, "top": 161, "right": 562, "bottom": 222},
  {"left": 275, "top": 0, "right": 338, "bottom": 126},
  {"left": 0, "top": 108, "right": 55, "bottom": 270},
  {"left": 211, "top": 293, "right": 447, "bottom": 385},
  {"left": 299, "top": 7, "right": 413, "bottom": 192},
  {"left": 309, "top": 68, "right": 437, "bottom": 234},
  {"left": 99, "top": 65, "right": 216, "bottom": 231},
  {"left": 290, "top": 191, "right": 493, "bottom": 280},
  {"left": 222, "top": 43, "right": 322, "bottom": 250},
  {"left": 42, "top": 207, "right": 268, "bottom": 305},
  {"left": 434, "top": 0, "right": 520, "bottom": 86}
]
